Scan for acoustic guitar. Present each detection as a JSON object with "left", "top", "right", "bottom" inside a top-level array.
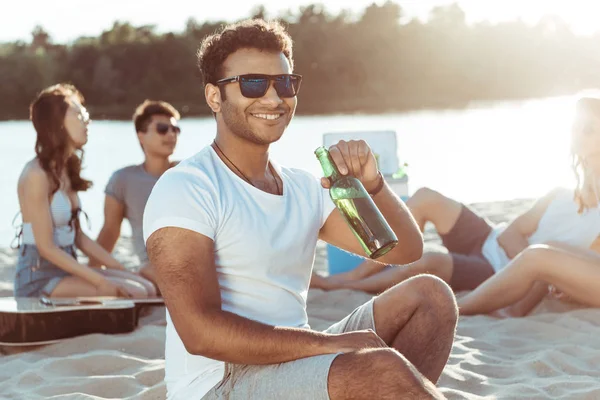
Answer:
[{"left": 0, "top": 296, "right": 164, "bottom": 346}]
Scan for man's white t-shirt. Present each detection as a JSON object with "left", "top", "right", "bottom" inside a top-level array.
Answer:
[{"left": 143, "top": 146, "right": 336, "bottom": 400}]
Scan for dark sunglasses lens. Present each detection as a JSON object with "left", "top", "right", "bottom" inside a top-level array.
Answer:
[
  {"left": 240, "top": 76, "right": 269, "bottom": 98},
  {"left": 274, "top": 75, "right": 301, "bottom": 98},
  {"left": 156, "top": 123, "right": 180, "bottom": 135},
  {"left": 156, "top": 123, "right": 169, "bottom": 134}
]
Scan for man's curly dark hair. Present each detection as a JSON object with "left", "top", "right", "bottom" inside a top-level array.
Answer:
[{"left": 197, "top": 19, "right": 294, "bottom": 87}]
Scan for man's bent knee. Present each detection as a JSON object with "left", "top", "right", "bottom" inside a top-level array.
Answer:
[
  {"left": 329, "top": 348, "right": 444, "bottom": 399},
  {"left": 406, "top": 275, "right": 458, "bottom": 323},
  {"left": 409, "top": 187, "right": 442, "bottom": 208}
]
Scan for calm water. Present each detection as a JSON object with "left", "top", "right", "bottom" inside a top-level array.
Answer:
[{"left": 0, "top": 95, "right": 576, "bottom": 246}]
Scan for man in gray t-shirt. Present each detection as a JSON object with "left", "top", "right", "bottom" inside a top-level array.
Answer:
[
  {"left": 104, "top": 165, "right": 161, "bottom": 264},
  {"left": 92, "top": 100, "right": 180, "bottom": 285}
]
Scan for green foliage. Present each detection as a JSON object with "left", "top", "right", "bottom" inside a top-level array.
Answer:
[{"left": 1, "top": 2, "right": 599, "bottom": 120}]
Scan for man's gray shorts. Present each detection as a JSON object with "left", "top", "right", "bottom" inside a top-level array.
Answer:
[{"left": 202, "top": 298, "right": 376, "bottom": 400}]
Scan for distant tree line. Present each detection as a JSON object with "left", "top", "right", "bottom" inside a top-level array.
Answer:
[{"left": 0, "top": 2, "right": 599, "bottom": 120}]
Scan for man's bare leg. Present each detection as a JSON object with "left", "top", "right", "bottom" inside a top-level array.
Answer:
[
  {"left": 373, "top": 274, "right": 458, "bottom": 381},
  {"left": 327, "top": 274, "right": 456, "bottom": 399},
  {"left": 328, "top": 348, "right": 444, "bottom": 399},
  {"left": 317, "top": 187, "right": 464, "bottom": 291},
  {"left": 310, "top": 260, "right": 388, "bottom": 290},
  {"left": 405, "top": 187, "right": 463, "bottom": 235},
  {"left": 329, "top": 253, "right": 454, "bottom": 294}
]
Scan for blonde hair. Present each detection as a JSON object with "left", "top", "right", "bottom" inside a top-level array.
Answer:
[{"left": 572, "top": 91, "right": 600, "bottom": 213}]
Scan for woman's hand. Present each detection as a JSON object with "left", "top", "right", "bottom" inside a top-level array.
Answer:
[{"left": 549, "top": 285, "right": 578, "bottom": 303}]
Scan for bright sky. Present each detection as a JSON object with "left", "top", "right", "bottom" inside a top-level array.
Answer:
[{"left": 1, "top": 0, "right": 598, "bottom": 43}]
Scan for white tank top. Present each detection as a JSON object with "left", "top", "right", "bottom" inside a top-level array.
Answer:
[
  {"left": 482, "top": 188, "right": 600, "bottom": 271},
  {"left": 21, "top": 190, "right": 77, "bottom": 247}
]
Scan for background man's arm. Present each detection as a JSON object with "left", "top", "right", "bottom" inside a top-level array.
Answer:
[{"left": 90, "top": 195, "right": 124, "bottom": 266}]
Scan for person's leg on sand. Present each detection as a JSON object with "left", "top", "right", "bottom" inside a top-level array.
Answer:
[
  {"left": 330, "top": 253, "right": 452, "bottom": 293},
  {"left": 310, "top": 259, "right": 388, "bottom": 290},
  {"left": 406, "top": 187, "right": 464, "bottom": 235},
  {"left": 49, "top": 276, "right": 148, "bottom": 298},
  {"left": 371, "top": 274, "right": 458, "bottom": 382},
  {"left": 458, "top": 244, "right": 600, "bottom": 315},
  {"left": 487, "top": 281, "right": 550, "bottom": 318},
  {"left": 327, "top": 274, "right": 457, "bottom": 398},
  {"left": 325, "top": 249, "right": 496, "bottom": 294},
  {"left": 139, "top": 263, "right": 162, "bottom": 296},
  {"left": 314, "top": 187, "right": 486, "bottom": 291},
  {"left": 96, "top": 268, "right": 158, "bottom": 297}
]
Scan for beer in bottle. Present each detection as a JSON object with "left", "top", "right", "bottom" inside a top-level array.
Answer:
[{"left": 315, "top": 146, "right": 398, "bottom": 259}]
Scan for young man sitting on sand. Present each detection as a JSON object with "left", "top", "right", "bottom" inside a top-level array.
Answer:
[
  {"left": 91, "top": 100, "right": 180, "bottom": 287},
  {"left": 143, "top": 19, "right": 458, "bottom": 400}
]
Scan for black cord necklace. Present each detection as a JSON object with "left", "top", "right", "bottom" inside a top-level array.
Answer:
[{"left": 212, "top": 140, "right": 281, "bottom": 195}]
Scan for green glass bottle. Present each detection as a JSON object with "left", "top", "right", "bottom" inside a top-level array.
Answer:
[{"left": 315, "top": 146, "right": 398, "bottom": 259}]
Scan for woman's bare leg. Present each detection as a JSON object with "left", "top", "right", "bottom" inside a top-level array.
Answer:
[
  {"left": 50, "top": 276, "right": 148, "bottom": 298},
  {"left": 96, "top": 268, "right": 158, "bottom": 297},
  {"left": 139, "top": 263, "right": 156, "bottom": 283},
  {"left": 458, "top": 245, "right": 600, "bottom": 315},
  {"left": 492, "top": 282, "right": 550, "bottom": 318},
  {"left": 49, "top": 277, "right": 98, "bottom": 297}
]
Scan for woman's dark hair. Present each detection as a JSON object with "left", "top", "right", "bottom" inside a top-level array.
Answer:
[{"left": 30, "top": 83, "right": 92, "bottom": 195}]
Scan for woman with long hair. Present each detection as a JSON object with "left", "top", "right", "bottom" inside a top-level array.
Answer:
[
  {"left": 457, "top": 93, "right": 600, "bottom": 315},
  {"left": 14, "top": 83, "right": 156, "bottom": 298}
]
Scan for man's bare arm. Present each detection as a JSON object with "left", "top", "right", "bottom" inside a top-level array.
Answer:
[
  {"left": 320, "top": 183, "right": 423, "bottom": 265},
  {"left": 318, "top": 140, "right": 422, "bottom": 266},
  {"left": 90, "top": 195, "right": 124, "bottom": 267},
  {"left": 147, "top": 227, "right": 386, "bottom": 365}
]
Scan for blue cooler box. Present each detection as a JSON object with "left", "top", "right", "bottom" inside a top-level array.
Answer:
[
  {"left": 326, "top": 183, "right": 410, "bottom": 275},
  {"left": 327, "top": 246, "right": 366, "bottom": 275}
]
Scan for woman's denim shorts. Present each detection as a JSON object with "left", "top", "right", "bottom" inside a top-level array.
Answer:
[{"left": 14, "top": 244, "right": 75, "bottom": 297}]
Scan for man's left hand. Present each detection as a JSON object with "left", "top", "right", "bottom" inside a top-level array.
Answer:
[{"left": 321, "top": 140, "right": 381, "bottom": 193}]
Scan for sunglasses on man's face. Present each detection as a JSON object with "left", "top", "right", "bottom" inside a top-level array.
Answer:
[
  {"left": 216, "top": 74, "right": 302, "bottom": 99},
  {"left": 154, "top": 122, "right": 181, "bottom": 135}
]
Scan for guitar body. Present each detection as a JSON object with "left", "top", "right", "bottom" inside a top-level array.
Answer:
[{"left": 0, "top": 297, "right": 163, "bottom": 346}]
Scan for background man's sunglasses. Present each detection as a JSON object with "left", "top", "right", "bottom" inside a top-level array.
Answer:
[
  {"left": 216, "top": 74, "right": 302, "bottom": 99},
  {"left": 155, "top": 122, "right": 181, "bottom": 135}
]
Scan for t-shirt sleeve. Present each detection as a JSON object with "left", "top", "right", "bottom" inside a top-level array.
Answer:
[
  {"left": 143, "top": 167, "right": 218, "bottom": 244},
  {"left": 105, "top": 169, "right": 125, "bottom": 204}
]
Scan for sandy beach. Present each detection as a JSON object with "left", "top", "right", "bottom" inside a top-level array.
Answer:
[{"left": 1, "top": 198, "right": 600, "bottom": 399}]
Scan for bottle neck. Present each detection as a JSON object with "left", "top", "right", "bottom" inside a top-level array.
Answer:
[{"left": 315, "top": 147, "right": 341, "bottom": 182}]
